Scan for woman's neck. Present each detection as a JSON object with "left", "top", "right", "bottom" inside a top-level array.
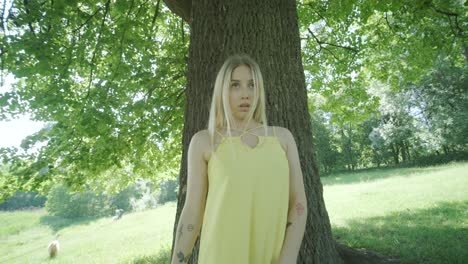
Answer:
[{"left": 228, "top": 120, "right": 262, "bottom": 131}]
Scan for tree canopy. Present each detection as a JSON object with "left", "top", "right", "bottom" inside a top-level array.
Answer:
[{"left": 0, "top": 0, "right": 466, "bottom": 199}]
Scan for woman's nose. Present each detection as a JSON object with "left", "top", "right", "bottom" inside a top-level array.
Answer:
[{"left": 241, "top": 85, "right": 251, "bottom": 98}]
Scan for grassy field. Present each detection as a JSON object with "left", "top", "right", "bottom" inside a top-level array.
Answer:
[
  {"left": 0, "top": 162, "right": 467, "bottom": 263},
  {"left": 0, "top": 204, "right": 176, "bottom": 263}
]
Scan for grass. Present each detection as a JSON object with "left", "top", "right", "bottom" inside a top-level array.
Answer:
[
  {"left": 323, "top": 162, "right": 468, "bottom": 264},
  {"left": 0, "top": 162, "right": 466, "bottom": 263},
  {"left": 0, "top": 203, "right": 176, "bottom": 264},
  {"left": 333, "top": 200, "right": 468, "bottom": 264}
]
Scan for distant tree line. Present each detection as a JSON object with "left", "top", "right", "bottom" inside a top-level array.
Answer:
[{"left": 0, "top": 179, "right": 178, "bottom": 218}]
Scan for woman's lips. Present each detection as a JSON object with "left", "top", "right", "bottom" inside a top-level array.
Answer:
[{"left": 239, "top": 106, "right": 250, "bottom": 112}]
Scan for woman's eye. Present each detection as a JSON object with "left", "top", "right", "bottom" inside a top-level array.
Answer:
[
  {"left": 248, "top": 83, "right": 254, "bottom": 89},
  {"left": 231, "top": 83, "right": 239, "bottom": 88}
]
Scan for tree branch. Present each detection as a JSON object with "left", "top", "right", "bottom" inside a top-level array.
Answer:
[
  {"left": 23, "top": 0, "right": 36, "bottom": 36},
  {"left": 307, "top": 28, "right": 358, "bottom": 53},
  {"left": 151, "top": 0, "right": 162, "bottom": 31},
  {"left": 162, "top": 0, "right": 191, "bottom": 23}
]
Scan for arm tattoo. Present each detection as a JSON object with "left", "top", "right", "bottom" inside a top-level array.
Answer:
[
  {"left": 177, "top": 251, "right": 191, "bottom": 263},
  {"left": 295, "top": 202, "right": 305, "bottom": 216},
  {"left": 178, "top": 224, "right": 184, "bottom": 242},
  {"left": 286, "top": 221, "right": 292, "bottom": 229}
]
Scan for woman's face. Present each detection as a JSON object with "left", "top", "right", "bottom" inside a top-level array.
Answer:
[{"left": 228, "top": 64, "right": 255, "bottom": 122}]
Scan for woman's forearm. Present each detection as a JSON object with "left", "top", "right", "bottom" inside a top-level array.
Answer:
[
  {"left": 277, "top": 199, "right": 308, "bottom": 263},
  {"left": 171, "top": 207, "right": 203, "bottom": 264}
]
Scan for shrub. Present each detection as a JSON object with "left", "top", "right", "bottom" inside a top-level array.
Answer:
[
  {"left": 109, "top": 185, "right": 140, "bottom": 212},
  {"left": 158, "top": 179, "right": 178, "bottom": 204},
  {"left": 45, "top": 184, "right": 111, "bottom": 218},
  {"left": 0, "top": 191, "right": 46, "bottom": 210},
  {"left": 130, "top": 180, "right": 159, "bottom": 211}
]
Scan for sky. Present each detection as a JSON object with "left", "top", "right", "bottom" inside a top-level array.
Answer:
[
  {"left": 0, "top": 117, "right": 45, "bottom": 148},
  {"left": 0, "top": 75, "right": 45, "bottom": 148}
]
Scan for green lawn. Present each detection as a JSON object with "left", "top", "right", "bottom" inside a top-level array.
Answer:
[
  {"left": 0, "top": 204, "right": 176, "bottom": 263},
  {"left": 0, "top": 162, "right": 467, "bottom": 263},
  {"left": 322, "top": 162, "right": 468, "bottom": 264}
]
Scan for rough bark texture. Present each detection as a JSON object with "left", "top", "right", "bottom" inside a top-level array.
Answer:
[{"left": 170, "top": 0, "right": 343, "bottom": 263}]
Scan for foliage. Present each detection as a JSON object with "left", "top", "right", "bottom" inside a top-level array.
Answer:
[
  {"left": 310, "top": 112, "right": 339, "bottom": 175},
  {"left": 0, "top": 0, "right": 466, "bottom": 188},
  {"left": 109, "top": 185, "right": 141, "bottom": 212},
  {"left": 157, "top": 178, "right": 178, "bottom": 204},
  {"left": 300, "top": 0, "right": 467, "bottom": 173},
  {"left": 45, "top": 183, "right": 111, "bottom": 218},
  {"left": 0, "top": 190, "right": 46, "bottom": 210},
  {"left": 1, "top": 0, "right": 188, "bottom": 190},
  {"left": 406, "top": 151, "right": 468, "bottom": 167}
]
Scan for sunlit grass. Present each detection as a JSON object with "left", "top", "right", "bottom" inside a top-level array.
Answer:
[
  {"left": 323, "top": 162, "right": 468, "bottom": 227},
  {"left": 324, "top": 162, "right": 468, "bottom": 264},
  {"left": 0, "top": 203, "right": 176, "bottom": 264}
]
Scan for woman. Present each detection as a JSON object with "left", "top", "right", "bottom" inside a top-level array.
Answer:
[{"left": 171, "top": 54, "right": 307, "bottom": 264}]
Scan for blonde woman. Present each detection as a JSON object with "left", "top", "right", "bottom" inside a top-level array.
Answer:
[{"left": 171, "top": 54, "right": 307, "bottom": 264}]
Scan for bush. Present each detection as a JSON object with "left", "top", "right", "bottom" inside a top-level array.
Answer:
[
  {"left": 0, "top": 191, "right": 46, "bottom": 210},
  {"left": 130, "top": 180, "right": 159, "bottom": 211},
  {"left": 158, "top": 179, "right": 178, "bottom": 204},
  {"left": 45, "top": 184, "right": 111, "bottom": 218},
  {"left": 109, "top": 185, "right": 141, "bottom": 212},
  {"left": 406, "top": 151, "right": 468, "bottom": 167}
]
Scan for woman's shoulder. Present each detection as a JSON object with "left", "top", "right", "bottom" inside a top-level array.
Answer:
[
  {"left": 189, "top": 129, "right": 212, "bottom": 162},
  {"left": 191, "top": 129, "right": 211, "bottom": 145},
  {"left": 266, "top": 126, "right": 291, "bottom": 153}
]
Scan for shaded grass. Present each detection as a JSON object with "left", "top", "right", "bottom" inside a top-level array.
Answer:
[
  {"left": 125, "top": 245, "right": 172, "bottom": 264},
  {"left": 333, "top": 200, "right": 468, "bottom": 264},
  {"left": 39, "top": 214, "right": 100, "bottom": 232}
]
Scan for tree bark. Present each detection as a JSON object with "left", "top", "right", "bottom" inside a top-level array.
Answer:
[
  {"left": 391, "top": 143, "right": 399, "bottom": 165},
  {"left": 401, "top": 141, "right": 407, "bottom": 162}
]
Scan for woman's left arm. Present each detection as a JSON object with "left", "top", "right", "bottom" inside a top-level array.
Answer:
[{"left": 277, "top": 128, "right": 308, "bottom": 264}]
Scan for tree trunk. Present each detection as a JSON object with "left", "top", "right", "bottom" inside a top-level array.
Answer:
[
  {"left": 405, "top": 141, "right": 411, "bottom": 161},
  {"left": 166, "top": 0, "right": 398, "bottom": 263},
  {"left": 391, "top": 143, "right": 399, "bottom": 165},
  {"left": 401, "top": 142, "right": 407, "bottom": 162}
]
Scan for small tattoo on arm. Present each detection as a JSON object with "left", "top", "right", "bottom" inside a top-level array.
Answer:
[
  {"left": 177, "top": 251, "right": 191, "bottom": 263},
  {"left": 286, "top": 222, "right": 292, "bottom": 229},
  {"left": 178, "top": 224, "right": 184, "bottom": 241},
  {"left": 187, "top": 224, "right": 194, "bottom": 232},
  {"left": 296, "top": 202, "right": 305, "bottom": 216}
]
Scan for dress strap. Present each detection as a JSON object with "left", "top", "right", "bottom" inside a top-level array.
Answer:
[
  {"left": 240, "top": 125, "right": 264, "bottom": 137},
  {"left": 215, "top": 130, "right": 225, "bottom": 139}
]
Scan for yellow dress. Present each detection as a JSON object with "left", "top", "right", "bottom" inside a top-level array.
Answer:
[{"left": 198, "top": 126, "right": 290, "bottom": 264}]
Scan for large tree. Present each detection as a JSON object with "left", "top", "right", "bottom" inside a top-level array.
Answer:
[
  {"left": 164, "top": 0, "right": 393, "bottom": 263},
  {"left": 6, "top": 0, "right": 461, "bottom": 262}
]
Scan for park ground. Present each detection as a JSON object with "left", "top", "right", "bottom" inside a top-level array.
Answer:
[{"left": 1, "top": 162, "right": 467, "bottom": 264}]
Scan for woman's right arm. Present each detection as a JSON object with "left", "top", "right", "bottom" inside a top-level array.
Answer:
[{"left": 171, "top": 131, "right": 209, "bottom": 264}]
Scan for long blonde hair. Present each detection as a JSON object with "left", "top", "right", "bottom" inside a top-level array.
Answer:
[{"left": 207, "top": 54, "right": 268, "bottom": 149}]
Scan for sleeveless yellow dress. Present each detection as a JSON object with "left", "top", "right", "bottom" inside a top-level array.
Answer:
[{"left": 198, "top": 126, "right": 290, "bottom": 264}]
